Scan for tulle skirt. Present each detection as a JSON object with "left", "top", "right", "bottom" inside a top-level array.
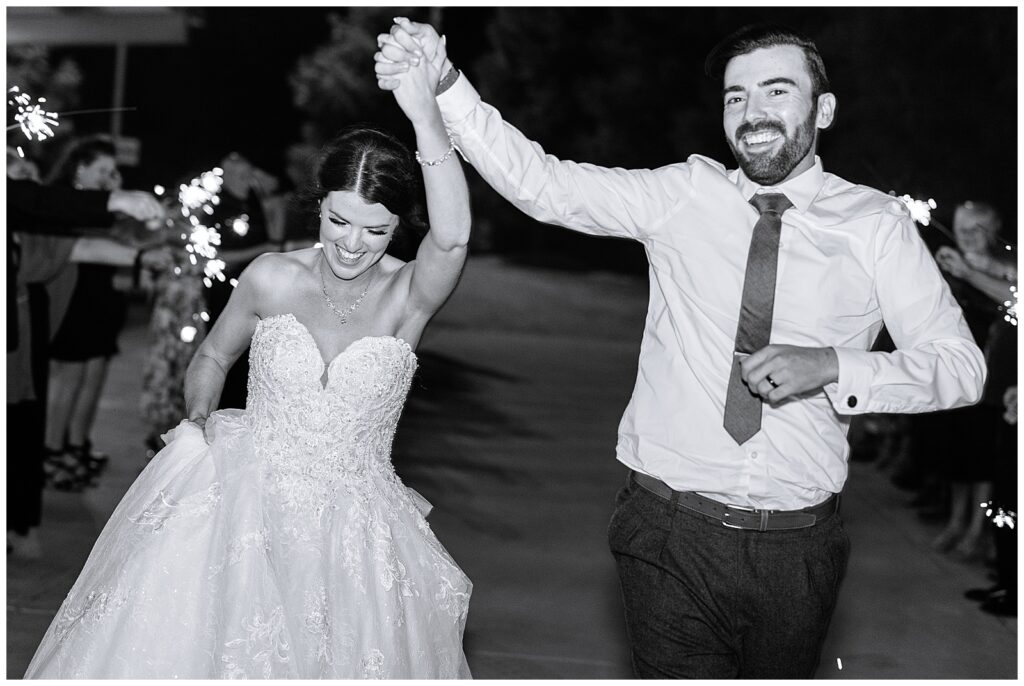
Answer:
[{"left": 25, "top": 410, "right": 472, "bottom": 679}]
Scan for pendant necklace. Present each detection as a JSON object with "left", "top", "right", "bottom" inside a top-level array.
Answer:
[{"left": 319, "top": 254, "right": 374, "bottom": 325}]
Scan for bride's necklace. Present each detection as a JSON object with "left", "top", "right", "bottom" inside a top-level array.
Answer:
[{"left": 318, "top": 255, "right": 374, "bottom": 325}]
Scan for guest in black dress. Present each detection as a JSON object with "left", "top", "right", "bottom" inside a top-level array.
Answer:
[{"left": 42, "top": 137, "right": 138, "bottom": 489}]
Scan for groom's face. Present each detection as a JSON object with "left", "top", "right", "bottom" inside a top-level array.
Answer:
[{"left": 721, "top": 45, "right": 828, "bottom": 185}]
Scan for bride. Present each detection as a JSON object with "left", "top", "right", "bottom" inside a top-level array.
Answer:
[{"left": 25, "top": 47, "right": 473, "bottom": 679}]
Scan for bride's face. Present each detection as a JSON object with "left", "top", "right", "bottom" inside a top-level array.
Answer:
[{"left": 319, "top": 190, "right": 398, "bottom": 280}]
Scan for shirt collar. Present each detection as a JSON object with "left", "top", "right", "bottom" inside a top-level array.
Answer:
[{"left": 732, "top": 155, "right": 825, "bottom": 214}]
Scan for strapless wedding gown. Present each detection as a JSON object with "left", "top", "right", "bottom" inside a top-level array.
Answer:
[{"left": 25, "top": 313, "right": 472, "bottom": 679}]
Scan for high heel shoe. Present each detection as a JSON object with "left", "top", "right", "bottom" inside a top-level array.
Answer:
[
  {"left": 66, "top": 441, "right": 109, "bottom": 482},
  {"left": 42, "top": 448, "right": 91, "bottom": 492}
]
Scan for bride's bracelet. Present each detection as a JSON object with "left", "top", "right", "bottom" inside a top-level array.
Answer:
[{"left": 415, "top": 135, "right": 456, "bottom": 167}]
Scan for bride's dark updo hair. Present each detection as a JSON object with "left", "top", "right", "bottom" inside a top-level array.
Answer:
[{"left": 304, "top": 125, "right": 427, "bottom": 259}]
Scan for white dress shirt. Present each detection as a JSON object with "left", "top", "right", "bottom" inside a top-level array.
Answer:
[{"left": 437, "top": 75, "right": 986, "bottom": 510}]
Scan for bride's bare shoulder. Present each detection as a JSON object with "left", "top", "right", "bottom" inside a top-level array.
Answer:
[
  {"left": 238, "top": 249, "right": 316, "bottom": 294},
  {"left": 250, "top": 249, "right": 317, "bottom": 277}
]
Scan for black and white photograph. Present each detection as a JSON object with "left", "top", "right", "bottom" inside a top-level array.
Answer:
[{"left": 6, "top": 3, "right": 1017, "bottom": 679}]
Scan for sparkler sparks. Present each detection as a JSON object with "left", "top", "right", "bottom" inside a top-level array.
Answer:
[
  {"left": 1002, "top": 286, "right": 1017, "bottom": 327},
  {"left": 203, "top": 258, "right": 227, "bottom": 283},
  {"left": 189, "top": 224, "right": 222, "bottom": 260},
  {"left": 178, "top": 168, "right": 224, "bottom": 216},
  {"left": 231, "top": 214, "right": 250, "bottom": 236},
  {"left": 7, "top": 87, "right": 59, "bottom": 141},
  {"left": 982, "top": 501, "right": 1016, "bottom": 529},
  {"left": 898, "top": 195, "right": 937, "bottom": 226},
  {"left": 153, "top": 166, "right": 233, "bottom": 346}
]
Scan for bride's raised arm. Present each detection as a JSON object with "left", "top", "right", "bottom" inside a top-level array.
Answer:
[{"left": 376, "top": 37, "right": 470, "bottom": 316}]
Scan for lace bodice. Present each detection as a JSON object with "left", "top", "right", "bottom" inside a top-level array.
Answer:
[{"left": 247, "top": 314, "right": 417, "bottom": 512}]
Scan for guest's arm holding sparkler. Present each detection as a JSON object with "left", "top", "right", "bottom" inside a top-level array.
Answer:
[
  {"left": 8, "top": 180, "right": 163, "bottom": 233},
  {"left": 936, "top": 245, "right": 1016, "bottom": 304},
  {"left": 376, "top": 33, "right": 471, "bottom": 316}
]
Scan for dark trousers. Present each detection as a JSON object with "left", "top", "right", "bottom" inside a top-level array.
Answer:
[
  {"left": 609, "top": 476, "right": 850, "bottom": 679},
  {"left": 7, "top": 401, "right": 46, "bottom": 534},
  {"left": 7, "top": 284, "right": 51, "bottom": 534}
]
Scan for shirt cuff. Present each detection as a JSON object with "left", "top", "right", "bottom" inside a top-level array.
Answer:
[
  {"left": 825, "top": 347, "right": 872, "bottom": 415},
  {"left": 436, "top": 71, "right": 481, "bottom": 127}
]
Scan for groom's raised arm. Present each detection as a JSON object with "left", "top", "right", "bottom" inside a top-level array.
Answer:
[{"left": 384, "top": 20, "right": 691, "bottom": 242}]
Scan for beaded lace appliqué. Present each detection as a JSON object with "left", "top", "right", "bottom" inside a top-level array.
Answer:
[{"left": 247, "top": 314, "right": 417, "bottom": 524}]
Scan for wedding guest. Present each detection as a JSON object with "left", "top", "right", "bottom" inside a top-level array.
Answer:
[
  {"left": 265, "top": 142, "right": 321, "bottom": 252},
  {"left": 42, "top": 137, "right": 142, "bottom": 490},
  {"left": 927, "top": 202, "right": 1013, "bottom": 561},
  {"left": 7, "top": 150, "right": 72, "bottom": 558},
  {"left": 7, "top": 156, "right": 163, "bottom": 557},
  {"left": 377, "top": 19, "right": 985, "bottom": 677},
  {"left": 933, "top": 202, "right": 1017, "bottom": 613}
]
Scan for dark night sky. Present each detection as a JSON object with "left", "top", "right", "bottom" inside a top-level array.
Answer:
[{"left": 46, "top": 6, "right": 1017, "bottom": 248}]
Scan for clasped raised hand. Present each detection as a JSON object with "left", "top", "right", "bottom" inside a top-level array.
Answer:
[{"left": 375, "top": 18, "right": 447, "bottom": 100}]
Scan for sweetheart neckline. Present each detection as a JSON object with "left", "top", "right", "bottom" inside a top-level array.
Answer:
[{"left": 258, "top": 313, "right": 415, "bottom": 386}]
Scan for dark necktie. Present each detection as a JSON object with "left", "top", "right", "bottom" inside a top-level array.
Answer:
[{"left": 723, "top": 192, "right": 793, "bottom": 444}]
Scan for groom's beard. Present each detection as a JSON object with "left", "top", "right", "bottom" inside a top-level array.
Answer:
[{"left": 728, "top": 105, "right": 818, "bottom": 186}]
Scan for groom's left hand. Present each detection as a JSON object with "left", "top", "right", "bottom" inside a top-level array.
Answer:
[{"left": 740, "top": 344, "right": 839, "bottom": 404}]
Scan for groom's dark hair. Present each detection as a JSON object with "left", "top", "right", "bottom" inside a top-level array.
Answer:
[{"left": 704, "top": 23, "right": 831, "bottom": 99}]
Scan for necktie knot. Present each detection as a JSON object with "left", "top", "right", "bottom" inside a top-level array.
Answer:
[{"left": 749, "top": 192, "right": 793, "bottom": 216}]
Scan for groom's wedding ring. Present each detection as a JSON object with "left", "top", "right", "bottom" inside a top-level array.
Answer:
[{"left": 766, "top": 375, "right": 779, "bottom": 388}]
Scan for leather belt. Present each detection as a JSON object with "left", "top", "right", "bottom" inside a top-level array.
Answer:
[{"left": 630, "top": 471, "right": 838, "bottom": 532}]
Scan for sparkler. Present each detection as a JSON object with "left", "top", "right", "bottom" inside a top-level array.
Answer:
[
  {"left": 901, "top": 195, "right": 1017, "bottom": 329},
  {"left": 144, "top": 166, "right": 231, "bottom": 355},
  {"left": 1003, "top": 285, "right": 1017, "bottom": 327},
  {"left": 203, "top": 259, "right": 227, "bottom": 288},
  {"left": 896, "top": 194, "right": 961, "bottom": 244},
  {"left": 982, "top": 501, "right": 1016, "bottom": 529},
  {"left": 231, "top": 214, "right": 250, "bottom": 237},
  {"left": 8, "top": 86, "right": 141, "bottom": 144},
  {"left": 898, "top": 195, "right": 937, "bottom": 226},
  {"left": 7, "top": 86, "right": 59, "bottom": 141},
  {"left": 178, "top": 168, "right": 224, "bottom": 215},
  {"left": 188, "top": 224, "right": 222, "bottom": 260}
]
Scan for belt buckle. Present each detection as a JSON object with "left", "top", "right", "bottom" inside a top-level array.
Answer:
[{"left": 722, "top": 503, "right": 769, "bottom": 532}]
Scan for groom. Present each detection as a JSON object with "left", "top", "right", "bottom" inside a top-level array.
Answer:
[{"left": 376, "top": 19, "right": 985, "bottom": 678}]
